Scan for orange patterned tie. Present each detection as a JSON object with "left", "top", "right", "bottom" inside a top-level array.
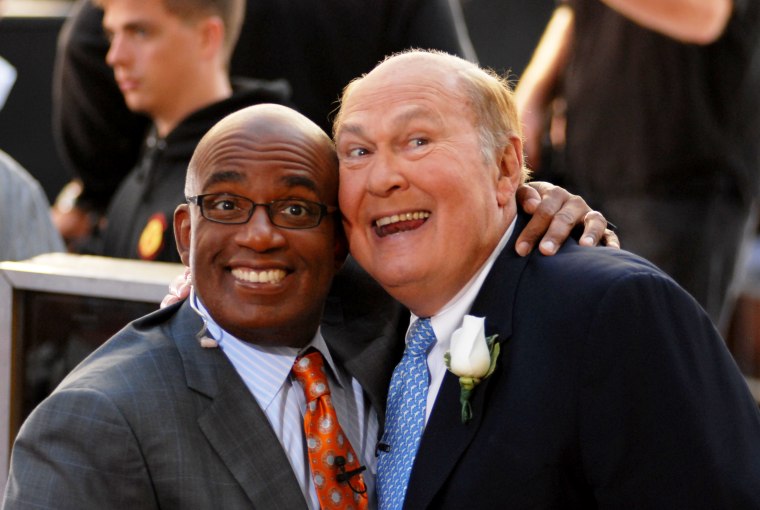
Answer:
[{"left": 292, "top": 350, "right": 368, "bottom": 510}]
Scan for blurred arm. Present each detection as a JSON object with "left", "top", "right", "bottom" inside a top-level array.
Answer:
[
  {"left": 600, "top": 0, "right": 733, "bottom": 44},
  {"left": 514, "top": 6, "right": 574, "bottom": 172}
]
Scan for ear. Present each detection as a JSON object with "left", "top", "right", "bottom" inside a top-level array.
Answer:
[
  {"left": 496, "top": 135, "right": 524, "bottom": 207},
  {"left": 174, "top": 203, "right": 192, "bottom": 266},
  {"left": 197, "top": 15, "right": 224, "bottom": 61}
]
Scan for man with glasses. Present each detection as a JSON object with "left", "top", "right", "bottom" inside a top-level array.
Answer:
[
  {"left": 3, "top": 104, "right": 374, "bottom": 509},
  {"left": 185, "top": 194, "right": 337, "bottom": 231},
  {"left": 3, "top": 103, "right": 612, "bottom": 509}
]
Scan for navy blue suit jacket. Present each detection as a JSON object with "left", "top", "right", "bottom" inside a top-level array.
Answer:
[{"left": 405, "top": 212, "right": 760, "bottom": 508}]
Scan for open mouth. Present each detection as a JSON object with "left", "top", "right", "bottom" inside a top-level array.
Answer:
[
  {"left": 374, "top": 211, "right": 430, "bottom": 238},
  {"left": 231, "top": 268, "right": 287, "bottom": 284}
]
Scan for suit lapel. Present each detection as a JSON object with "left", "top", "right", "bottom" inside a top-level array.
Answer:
[
  {"left": 404, "top": 212, "right": 531, "bottom": 509},
  {"left": 172, "top": 303, "right": 308, "bottom": 509},
  {"left": 322, "top": 257, "right": 406, "bottom": 424}
]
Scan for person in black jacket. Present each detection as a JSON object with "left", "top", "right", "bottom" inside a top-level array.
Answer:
[
  {"left": 80, "top": 0, "right": 290, "bottom": 262},
  {"left": 515, "top": 0, "right": 760, "bottom": 329},
  {"left": 51, "top": 0, "right": 475, "bottom": 248}
]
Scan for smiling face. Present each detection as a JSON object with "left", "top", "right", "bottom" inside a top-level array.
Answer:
[
  {"left": 175, "top": 104, "right": 344, "bottom": 347},
  {"left": 334, "top": 52, "right": 522, "bottom": 316}
]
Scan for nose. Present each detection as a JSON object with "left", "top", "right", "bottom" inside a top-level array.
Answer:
[
  {"left": 105, "top": 34, "right": 130, "bottom": 68},
  {"left": 233, "top": 205, "right": 287, "bottom": 252},
  {"left": 366, "top": 150, "right": 409, "bottom": 197}
]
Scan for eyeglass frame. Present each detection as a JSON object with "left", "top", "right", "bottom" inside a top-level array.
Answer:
[{"left": 186, "top": 193, "right": 338, "bottom": 230}]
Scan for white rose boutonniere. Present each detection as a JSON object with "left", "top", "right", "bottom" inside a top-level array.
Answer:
[{"left": 444, "top": 315, "right": 500, "bottom": 424}]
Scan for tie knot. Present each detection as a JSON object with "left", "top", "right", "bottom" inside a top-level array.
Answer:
[
  {"left": 292, "top": 351, "right": 330, "bottom": 402},
  {"left": 406, "top": 318, "right": 436, "bottom": 357}
]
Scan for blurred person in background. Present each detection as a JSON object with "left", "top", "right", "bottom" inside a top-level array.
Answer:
[
  {"left": 516, "top": 0, "right": 760, "bottom": 330},
  {"left": 0, "top": 149, "right": 65, "bottom": 261},
  {"left": 0, "top": 0, "right": 65, "bottom": 261}
]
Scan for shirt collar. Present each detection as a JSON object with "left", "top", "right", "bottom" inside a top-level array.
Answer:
[
  {"left": 188, "top": 290, "right": 347, "bottom": 409},
  {"left": 411, "top": 217, "right": 516, "bottom": 350}
]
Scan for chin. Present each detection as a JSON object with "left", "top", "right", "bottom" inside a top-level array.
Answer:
[
  {"left": 370, "top": 266, "right": 421, "bottom": 292},
  {"left": 124, "top": 99, "right": 149, "bottom": 115}
]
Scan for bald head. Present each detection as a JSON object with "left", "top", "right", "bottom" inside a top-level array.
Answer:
[
  {"left": 187, "top": 103, "right": 338, "bottom": 196},
  {"left": 335, "top": 50, "right": 525, "bottom": 181}
]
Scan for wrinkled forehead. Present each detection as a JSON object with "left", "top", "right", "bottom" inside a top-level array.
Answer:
[
  {"left": 188, "top": 116, "right": 339, "bottom": 198},
  {"left": 336, "top": 53, "right": 470, "bottom": 132}
]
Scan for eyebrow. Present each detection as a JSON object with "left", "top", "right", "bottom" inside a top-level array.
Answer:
[
  {"left": 336, "top": 122, "right": 365, "bottom": 140},
  {"left": 337, "top": 105, "right": 440, "bottom": 140},
  {"left": 281, "top": 174, "right": 318, "bottom": 193},
  {"left": 202, "top": 170, "right": 245, "bottom": 188},
  {"left": 103, "top": 19, "right": 151, "bottom": 37}
]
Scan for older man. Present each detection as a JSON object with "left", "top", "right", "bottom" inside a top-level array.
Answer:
[{"left": 333, "top": 50, "right": 760, "bottom": 509}]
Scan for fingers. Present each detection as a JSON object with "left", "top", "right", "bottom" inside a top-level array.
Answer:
[
  {"left": 515, "top": 183, "right": 542, "bottom": 214},
  {"left": 577, "top": 211, "right": 620, "bottom": 249},
  {"left": 576, "top": 210, "right": 605, "bottom": 247},
  {"left": 516, "top": 182, "right": 582, "bottom": 256},
  {"left": 602, "top": 229, "right": 620, "bottom": 249},
  {"left": 160, "top": 267, "right": 192, "bottom": 308},
  {"left": 160, "top": 294, "right": 181, "bottom": 309},
  {"left": 536, "top": 207, "right": 578, "bottom": 256}
]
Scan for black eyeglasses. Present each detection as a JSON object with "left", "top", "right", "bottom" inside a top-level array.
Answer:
[{"left": 186, "top": 193, "right": 337, "bottom": 229}]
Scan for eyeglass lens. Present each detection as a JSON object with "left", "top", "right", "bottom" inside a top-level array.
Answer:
[{"left": 197, "top": 193, "right": 326, "bottom": 229}]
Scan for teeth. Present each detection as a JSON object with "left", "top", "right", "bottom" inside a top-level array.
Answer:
[
  {"left": 375, "top": 211, "right": 430, "bottom": 227},
  {"left": 231, "top": 268, "right": 286, "bottom": 284}
]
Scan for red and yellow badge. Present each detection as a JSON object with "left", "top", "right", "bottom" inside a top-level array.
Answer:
[{"left": 138, "top": 212, "right": 167, "bottom": 260}]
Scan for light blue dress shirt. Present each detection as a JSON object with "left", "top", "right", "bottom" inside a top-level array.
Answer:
[{"left": 189, "top": 291, "right": 378, "bottom": 509}]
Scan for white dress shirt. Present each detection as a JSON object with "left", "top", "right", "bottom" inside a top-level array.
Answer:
[
  {"left": 189, "top": 292, "right": 379, "bottom": 509},
  {"left": 412, "top": 219, "right": 516, "bottom": 423}
]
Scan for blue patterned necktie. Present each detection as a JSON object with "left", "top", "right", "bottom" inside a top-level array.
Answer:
[{"left": 376, "top": 317, "right": 437, "bottom": 510}]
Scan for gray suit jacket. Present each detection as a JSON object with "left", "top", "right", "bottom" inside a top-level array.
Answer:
[{"left": 2, "top": 259, "right": 404, "bottom": 509}]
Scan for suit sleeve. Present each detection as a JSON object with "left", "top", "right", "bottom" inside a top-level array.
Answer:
[
  {"left": 578, "top": 270, "right": 760, "bottom": 507},
  {"left": 3, "top": 387, "right": 157, "bottom": 509}
]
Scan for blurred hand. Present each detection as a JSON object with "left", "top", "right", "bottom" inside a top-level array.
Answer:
[{"left": 51, "top": 179, "right": 100, "bottom": 252}]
